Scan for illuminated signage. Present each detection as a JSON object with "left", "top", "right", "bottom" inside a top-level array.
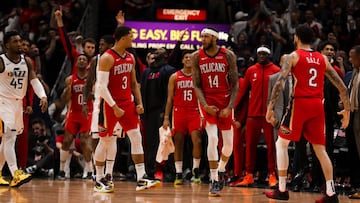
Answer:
[
  {"left": 125, "top": 21, "right": 230, "bottom": 50},
  {"left": 156, "top": 9, "right": 207, "bottom": 21}
]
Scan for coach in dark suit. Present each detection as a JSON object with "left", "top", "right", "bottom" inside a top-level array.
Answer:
[{"left": 347, "top": 45, "right": 360, "bottom": 199}]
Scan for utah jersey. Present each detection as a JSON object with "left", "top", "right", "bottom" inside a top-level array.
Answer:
[
  {"left": 0, "top": 54, "right": 28, "bottom": 99},
  {"left": 292, "top": 49, "right": 326, "bottom": 98},
  {"left": 106, "top": 49, "right": 134, "bottom": 105},
  {"left": 173, "top": 70, "right": 198, "bottom": 108}
]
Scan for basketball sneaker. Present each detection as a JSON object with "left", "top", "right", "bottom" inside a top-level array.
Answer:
[
  {"left": 174, "top": 173, "right": 183, "bottom": 185},
  {"left": 238, "top": 173, "right": 254, "bottom": 186},
  {"left": 56, "top": 170, "right": 66, "bottom": 180},
  {"left": 265, "top": 189, "right": 290, "bottom": 200},
  {"left": 218, "top": 171, "right": 226, "bottom": 190},
  {"left": 0, "top": 175, "right": 9, "bottom": 186},
  {"left": 208, "top": 180, "right": 221, "bottom": 197},
  {"left": 191, "top": 168, "right": 201, "bottom": 184},
  {"left": 94, "top": 175, "right": 114, "bottom": 193},
  {"left": 136, "top": 175, "right": 160, "bottom": 191},
  {"left": 315, "top": 194, "right": 339, "bottom": 203},
  {"left": 268, "top": 172, "right": 278, "bottom": 188},
  {"left": 10, "top": 170, "right": 32, "bottom": 187}
]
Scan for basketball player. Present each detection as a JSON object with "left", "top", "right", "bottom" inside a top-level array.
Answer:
[
  {"left": 191, "top": 27, "right": 238, "bottom": 196},
  {"left": 57, "top": 54, "right": 93, "bottom": 180},
  {"left": 0, "top": 30, "right": 48, "bottom": 187},
  {"left": 95, "top": 26, "right": 158, "bottom": 192},
  {"left": 163, "top": 51, "right": 202, "bottom": 185},
  {"left": 265, "top": 25, "right": 350, "bottom": 203}
]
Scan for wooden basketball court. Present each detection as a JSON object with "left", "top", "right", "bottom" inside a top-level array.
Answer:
[{"left": 0, "top": 179, "right": 356, "bottom": 203}]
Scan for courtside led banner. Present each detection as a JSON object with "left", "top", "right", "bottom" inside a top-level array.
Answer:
[{"left": 125, "top": 21, "right": 230, "bottom": 50}]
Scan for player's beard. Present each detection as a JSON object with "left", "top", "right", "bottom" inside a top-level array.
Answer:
[{"left": 203, "top": 43, "right": 213, "bottom": 51}]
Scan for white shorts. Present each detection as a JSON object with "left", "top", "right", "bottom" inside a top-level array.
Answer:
[{"left": 0, "top": 97, "right": 24, "bottom": 135}]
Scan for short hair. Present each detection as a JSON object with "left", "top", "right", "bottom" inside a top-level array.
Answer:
[
  {"left": 3, "top": 30, "right": 20, "bottom": 45},
  {"left": 181, "top": 50, "right": 193, "bottom": 58},
  {"left": 100, "top": 35, "right": 115, "bottom": 45},
  {"left": 295, "top": 24, "right": 315, "bottom": 44},
  {"left": 82, "top": 37, "right": 96, "bottom": 46},
  {"left": 318, "top": 41, "right": 338, "bottom": 52},
  {"left": 113, "top": 26, "right": 132, "bottom": 41},
  {"left": 31, "top": 118, "right": 46, "bottom": 127},
  {"left": 352, "top": 45, "right": 360, "bottom": 55}
]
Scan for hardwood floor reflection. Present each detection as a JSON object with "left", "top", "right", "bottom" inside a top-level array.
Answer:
[{"left": 0, "top": 179, "right": 356, "bottom": 203}]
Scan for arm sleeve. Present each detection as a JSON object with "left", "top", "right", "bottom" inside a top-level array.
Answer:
[{"left": 95, "top": 71, "right": 116, "bottom": 107}]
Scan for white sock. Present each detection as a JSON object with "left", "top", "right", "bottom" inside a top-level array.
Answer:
[
  {"left": 135, "top": 163, "right": 146, "bottom": 181},
  {"left": 278, "top": 176, "right": 287, "bottom": 192},
  {"left": 217, "top": 159, "right": 227, "bottom": 172},
  {"left": 105, "top": 160, "right": 115, "bottom": 176},
  {"left": 210, "top": 169, "right": 218, "bottom": 181},
  {"left": 95, "top": 165, "right": 104, "bottom": 181},
  {"left": 175, "top": 161, "right": 183, "bottom": 173},
  {"left": 193, "top": 158, "right": 200, "bottom": 169},
  {"left": 326, "top": 180, "right": 336, "bottom": 196}
]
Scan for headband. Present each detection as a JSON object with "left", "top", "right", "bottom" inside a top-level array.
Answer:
[
  {"left": 201, "top": 28, "right": 219, "bottom": 38},
  {"left": 257, "top": 46, "right": 271, "bottom": 54}
]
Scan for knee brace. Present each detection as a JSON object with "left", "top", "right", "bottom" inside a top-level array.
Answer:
[
  {"left": 206, "top": 123, "right": 218, "bottom": 161},
  {"left": 127, "top": 128, "right": 144, "bottom": 155},
  {"left": 221, "top": 127, "right": 234, "bottom": 157}
]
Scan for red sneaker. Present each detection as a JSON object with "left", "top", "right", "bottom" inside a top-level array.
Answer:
[
  {"left": 315, "top": 194, "right": 339, "bottom": 203},
  {"left": 265, "top": 189, "right": 289, "bottom": 200}
]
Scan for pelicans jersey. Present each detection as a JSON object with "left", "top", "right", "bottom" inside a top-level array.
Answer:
[{"left": 172, "top": 70, "right": 201, "bottom": 135}]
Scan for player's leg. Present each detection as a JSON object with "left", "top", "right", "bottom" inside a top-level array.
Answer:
[
  {"left": 58, "top": 129, "right": 75, "bottom": 180},
  {"left": 79, "top": 132, "right": 93, "bottom": 179},
  {"left": 173, "top": 131, "right": 185, "bottom": 185},
  {"left": 190, "top": 129, "right": 202, "bottom": 184},
  {"left": 205, "top": 122, "right": 220, "bottom": 196}
]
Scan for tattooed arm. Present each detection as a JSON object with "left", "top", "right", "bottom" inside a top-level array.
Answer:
[
  {"left": 219, "top": 49, "right": 239, "bottom": 118},
  {"left": 225, "top": 49, "right": 239, "bottom": 109},
  {"left": 191, "top": 51, "right": 219, "bottom": 116},
  {"left": 266, "top": 53, "right": 295, "bottom": 123},
  {"left": 324, "top": 55, "right": 350, "bottom": 129}
]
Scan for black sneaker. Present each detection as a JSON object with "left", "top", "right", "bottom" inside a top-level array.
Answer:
[
  {"left": 136, "top": 175, "right": 160, "bottom": 191},
  {"left": 265, "top": 189, "right": 290, "bottom": 200},
  {"left": 174, "top": 173, "right": 183, "bottom": 185},
  {"left": 218, "top": 171, "right": 225, "bottom": 190},
  {"left": 191, "top": 168, "right": 201, "bottom": 184},
  {"left": 208, "top": 180, "right": 221, "bottom": 197},
  {"left": 56, "top": 171, "right": 66, "bottom": 180},
  {"left": 315, "top": 194, "right": 339, "bottom": 203}
]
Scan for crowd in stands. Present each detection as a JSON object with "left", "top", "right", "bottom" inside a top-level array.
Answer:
[{"left": 0, "top": 0, "right": 359, "bottom": 197}]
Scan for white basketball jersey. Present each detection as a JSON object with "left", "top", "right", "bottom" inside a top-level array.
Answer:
[{"left": 0, "top": 54, "right": 28, "bottom": 99}]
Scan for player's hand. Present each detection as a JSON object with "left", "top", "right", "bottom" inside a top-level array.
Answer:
[
  {"left": 179, "top": 28, "right": 188, "bottom": 41},
  {"left": 234, "top": 121, "right": 241, "bottom": 129},
  {"left": 25, "top": 106, "right": 33, "bottom": 114},
  {"left": 40, "top": 97, "right": 48, "bottom": 113},
  {"left": 136, "top": 104, "right": 144, "bottom": 115},
  {"left": 338, "top": 109, "right": 350, "bottom": 129},
  {"left": 54, "top": 7, "right": 62, "bottom": 19},
  {"left": 204, "top": 105, "right": 219, "bottom": 116},
  {"left": 116, "top": 10, "right": 125, "bottom": 26},
  {"left": 265, "top": 108, "right": 275, "bottom": 123},
  {"left": 82, "top": 103, "right": 88, "bottom": 118},
  {"left": 219, "top": 107, "right": 231, "bottom": 118},
  {"left": 162, "top": 118, "right": 170, "bottom": 130},
  {"left": 112, "top": 104, "right": 125, "bottom": 118}
]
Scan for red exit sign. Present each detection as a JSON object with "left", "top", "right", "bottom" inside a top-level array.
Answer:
[{"left": 156, "top": 9, "right": 207, "bottom": 21}]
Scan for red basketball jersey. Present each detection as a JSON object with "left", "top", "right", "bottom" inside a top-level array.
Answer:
[
  {"left": 292, "top": 49, "right": 326, "bottom": 98},
  {"left": 106, "top": 49, "right": 134, "bottom": 105},
  {"left": 198, "top": 47, "right": 230, "bottom": 96},
  {"left": 70, "top": 74, "right": 87, "bottom": 112},
  {"left": 173, "top": 70, "right": 198, "bottom": 108}
]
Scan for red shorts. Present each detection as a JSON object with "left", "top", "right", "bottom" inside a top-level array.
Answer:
[
  {"left": 64, "top": 111, "right": 91, "bottom": 135},
  {"left": 199, "top": 105, "right": 233, "bottom": 131},
  {"left": 278, "top": 98, "right": 325, "bottom": 145},
  {"left": 100, "top": 102, "right": 139, "bottom": 137},
  {"left": 172, "top": 107, "right": 201, "bottom": 135}
]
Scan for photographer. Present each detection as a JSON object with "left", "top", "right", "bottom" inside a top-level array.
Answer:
[{"left": 25, "top": 118, "right": 55, "bottom": 177}]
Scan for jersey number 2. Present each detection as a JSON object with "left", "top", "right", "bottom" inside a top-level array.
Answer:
[{"left": 309, "top": 68, "right": 318, "bottom": 87}]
